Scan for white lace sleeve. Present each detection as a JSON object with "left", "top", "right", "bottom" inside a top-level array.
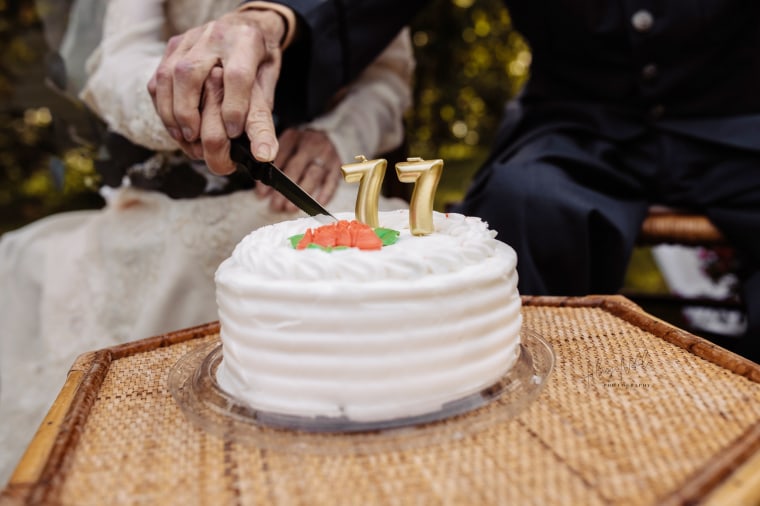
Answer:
[
  {"left": 306, "top": 28, "right": 416, "bottom": 163},
  {"left": 79, "top": 0, "right": 179, "bottom": 152}
]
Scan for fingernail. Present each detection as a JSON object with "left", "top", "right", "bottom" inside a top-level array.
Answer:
[
  {"left": 169, "top": 128, "right": 181, "bottom": 141},
  {"left": 182, "top": 127, "right": 194, "bottom": 142},
  {"left": 255, "top": 144, "right": 272, "bottom": 161},
  {"left": 225, "top": 122, "right": 241, "bottom": 138}
]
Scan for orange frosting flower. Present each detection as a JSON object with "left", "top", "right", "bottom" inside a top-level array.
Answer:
[{"left": 296, "top": 220, "right": 383, "bottom": 250}]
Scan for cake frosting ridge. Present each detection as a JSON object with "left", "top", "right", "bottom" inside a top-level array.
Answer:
[{"left": 215, "top": 210, "right": 522, "bottom": 423}]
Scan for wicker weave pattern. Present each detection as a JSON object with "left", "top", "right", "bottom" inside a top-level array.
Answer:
[{"left": 4, "top": 297, "right": 760, "bottom": 505}]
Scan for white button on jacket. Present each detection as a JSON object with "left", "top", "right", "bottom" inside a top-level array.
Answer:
[{"left": 631, "top": 10, "right": 654, "bottom": 32}]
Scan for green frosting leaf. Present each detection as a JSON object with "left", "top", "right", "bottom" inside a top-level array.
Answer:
[
  {"left": 289, "top": 234, "right": 304, "bottom": 248},
  {"left": 374, "top": 227, "right": 400, "bottom": 246}
]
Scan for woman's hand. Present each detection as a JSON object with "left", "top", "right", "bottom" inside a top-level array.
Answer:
[{"left": 258, "top": 128, "right": 342, "bottom": 212}]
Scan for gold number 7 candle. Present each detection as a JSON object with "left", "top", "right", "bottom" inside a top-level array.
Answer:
[
  {"left": 395, "top": 157, "right": 443, "bottom": 236},
  {"left": 340, "top": 155, "right": 387, "bottom": 228}
]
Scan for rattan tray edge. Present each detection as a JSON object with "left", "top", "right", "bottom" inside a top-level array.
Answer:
[
  {"left": 0, "top": 321, "right": 220, "bottom": 506},
  {"left": 522, "top": 295, "right": 760, "bottom": 505}
]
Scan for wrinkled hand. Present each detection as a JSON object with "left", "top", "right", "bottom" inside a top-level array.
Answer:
[
  {"left": 147, "top": 8, "right": 286, "bottom": 174},
  {"left": 258, "top": 128, "right": 342, "bottom": 213}
]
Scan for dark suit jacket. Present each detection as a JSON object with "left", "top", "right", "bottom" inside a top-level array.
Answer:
[{"left": 262, "top": 0, "right": 760, "bottom": 150}]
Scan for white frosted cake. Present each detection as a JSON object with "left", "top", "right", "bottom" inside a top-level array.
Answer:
[{"left": 214, "top": 210, "right": 522, "bottom": 423}]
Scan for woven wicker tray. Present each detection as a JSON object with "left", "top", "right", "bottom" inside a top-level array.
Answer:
[{"left": 2, "top": 295, "right": 760, "bottom": 506}]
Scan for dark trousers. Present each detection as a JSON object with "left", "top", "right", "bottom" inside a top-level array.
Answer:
[{"left": 454, "top": 126, "right": 760, "bottom": 347}]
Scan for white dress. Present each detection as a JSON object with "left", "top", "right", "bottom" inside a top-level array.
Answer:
[{"left": 0, "top": 0, "right": 413, "bottom": 483}]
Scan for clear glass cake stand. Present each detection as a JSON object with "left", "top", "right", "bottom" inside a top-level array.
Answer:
[{"left": 168, "top": 328, "right": 554, "bottom": 455}]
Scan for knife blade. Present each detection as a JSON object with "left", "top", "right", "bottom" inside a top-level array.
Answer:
[{"left": 230, "top": 136, "right": 336, "bottom": 223}]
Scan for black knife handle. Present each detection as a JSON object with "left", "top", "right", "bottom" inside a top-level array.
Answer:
[{"left": 230, "top": 136, "right": 270, "bottom": 184}]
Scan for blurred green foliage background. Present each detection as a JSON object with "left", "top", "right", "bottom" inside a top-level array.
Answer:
[{"left": 0, "top": 0, "right": 103, "bottom": 233}]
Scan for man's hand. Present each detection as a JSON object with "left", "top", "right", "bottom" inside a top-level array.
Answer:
[
  {"left": 147, "top": 8, "right": 287, "bottom": 174},
  {"left": 259, "top": 128, "right": 342, "bottom": 212}
]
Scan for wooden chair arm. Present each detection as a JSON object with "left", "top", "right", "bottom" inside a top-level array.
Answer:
[{"left": 638, "top": 210, "right": 727, "bottom": 247}]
